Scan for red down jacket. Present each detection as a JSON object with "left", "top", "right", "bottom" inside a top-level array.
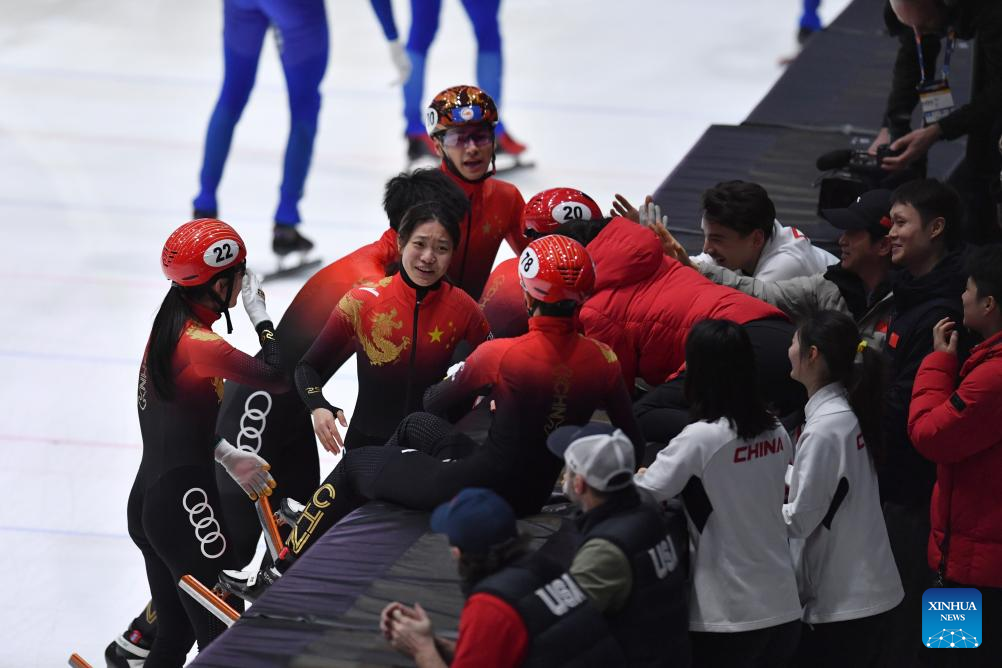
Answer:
[
  {"left": 579, "top": 217, "right": 786, "bottom": 388},
  {"left": 908, "top": 330, "right": 1002, "bottom": 588}
]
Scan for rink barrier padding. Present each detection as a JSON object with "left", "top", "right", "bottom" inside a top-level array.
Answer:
[
  {"left": 655, "top": 0, "right": 972, "bottom": 254},
  {"left": 189, "top": 500, "right": 575, "bottom": 667}
]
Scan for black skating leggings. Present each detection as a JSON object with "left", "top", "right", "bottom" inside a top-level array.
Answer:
[
  {"left": 121, "top": 389, "right": 320, "bottom": 644},
  {"left": 286, "top": 412, "right": 495, "bottom": 559},
  {"left": 127, "top": 466, "right": 243, "bottom": 667}
]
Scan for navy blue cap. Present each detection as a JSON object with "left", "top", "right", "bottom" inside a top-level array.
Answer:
[
  {"left": 430, "top": 488, "right": 517, "bottom": 555},
  {"left": 821, "top": 188, "right": 894, "bottom": 237}
]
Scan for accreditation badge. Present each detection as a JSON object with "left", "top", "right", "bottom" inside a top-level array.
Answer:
[{"left": 918, "top": 80, "right": 955, "bottom": 125}]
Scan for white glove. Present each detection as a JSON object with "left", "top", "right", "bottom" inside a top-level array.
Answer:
[
  {"left": 388, "top": 40, "right": 412, "bottom": 85},
  {"left": 214, "top": 438, "right": 276, "bottom": 500},
  {"left": 638, "top": 200, "right": 668, "bottom": 230},
  {"left": 241, "top": 271, "right": 271, "bottom": 328}
]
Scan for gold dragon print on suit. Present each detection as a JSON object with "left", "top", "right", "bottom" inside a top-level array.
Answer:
[{"left": 337, "top": 292, "right": 411, "bottom": 366}]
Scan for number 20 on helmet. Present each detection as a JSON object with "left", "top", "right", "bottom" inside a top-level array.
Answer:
[
  {"left": 518, "top": 235, "right": 596, "bottom": 305},
  {"left": 522, "top": 187, "right": 602, "bottom": 236}
]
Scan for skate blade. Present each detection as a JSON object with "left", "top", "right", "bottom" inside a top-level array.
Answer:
[
  {"left": 256, "top": 495, "right": 285, "bottom": 561},
  {"left": 68, "top": 654, "right": 93, "bottom": 668},
  {"left": 261, "top": 257, "right": 323, "bottom": 283},
  {"left": 179, "top": 574, "right": 241, "bottom": 627}
]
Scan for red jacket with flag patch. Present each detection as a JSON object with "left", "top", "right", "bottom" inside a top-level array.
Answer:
[{"left": 908, "top": 330, "right": 1002, "bottom": 587}]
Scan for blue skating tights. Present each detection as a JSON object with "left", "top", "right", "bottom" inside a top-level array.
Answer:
[
  {"left": 193, "top": 0, "right": 329, "bottom": 226},
  {"left": 800, "top": 0, "right": 822, "bottom": 31},
  {"left": 403, "top": 0, "right": 505, "bottom": 137}
]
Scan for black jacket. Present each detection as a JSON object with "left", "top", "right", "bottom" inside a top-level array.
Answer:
[
  {"left": 882, "top": 0, "right": 1002, "bottom": 140},
  {"left": 878, "top": 251, "right": 967, "bottom": 507},
  {"left": 574, "top": 489, "right": 690, "bottom": 667}
]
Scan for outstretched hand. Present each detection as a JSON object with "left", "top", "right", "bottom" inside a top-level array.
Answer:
[
  {"left": 610, "top": 193, "right": 650, "bottom": 223},
  {"left": 882, "top": 124, "right": 941, "bottom": 172}
]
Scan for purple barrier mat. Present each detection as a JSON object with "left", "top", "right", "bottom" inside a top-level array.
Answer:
[{"left": 191, "top": 501, "right": 574, "bottom": 667}]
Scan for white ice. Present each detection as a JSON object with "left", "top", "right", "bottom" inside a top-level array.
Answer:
[{"left": 0, "top": 0, "right": 850, "bottom": 665}]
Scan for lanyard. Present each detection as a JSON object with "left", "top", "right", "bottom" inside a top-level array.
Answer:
[{"left": 915, "top": 29, "right": 956, "bottom": 87}]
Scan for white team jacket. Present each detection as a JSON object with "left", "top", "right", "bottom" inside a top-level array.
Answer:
[
  {"left": 783, "top": 383, "right": 904, "bottom": 624},
  {"left": 695, "top": 220, "right": 838, "bottom": 282},
  {"left": 635, "top": 418, "right": 802, "bottom": 632}
]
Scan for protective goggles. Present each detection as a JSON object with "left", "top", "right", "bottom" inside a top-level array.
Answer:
[{"left": 440, "top": 127, "right": 494, "bottom": 149}]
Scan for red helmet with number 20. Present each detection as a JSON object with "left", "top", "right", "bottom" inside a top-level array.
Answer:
[
  {"left": 522, "top": 187, "right": 602, "bottom": 236},
  {"left": 161, "top": 218, "right": 247, "bottom": 287},
  {"left": 518, "top": 235, "right": 596, "bottom": 304}
]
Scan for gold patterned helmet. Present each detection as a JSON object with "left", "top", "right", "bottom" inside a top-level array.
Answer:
[{"left": 424, "top": 85, "right": 499, "bottom": 138}]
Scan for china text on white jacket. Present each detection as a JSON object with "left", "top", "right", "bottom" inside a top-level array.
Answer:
[
  {"left": 783, "top": 383, "right": 904, "bottom": 623},
  {"left": 636, "top": 418, "right": 802, "bottom": 632}
]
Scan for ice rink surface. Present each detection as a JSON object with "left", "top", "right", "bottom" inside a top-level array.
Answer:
[{"left": 0, "top": 0, "right": 850, "bottom": 664}]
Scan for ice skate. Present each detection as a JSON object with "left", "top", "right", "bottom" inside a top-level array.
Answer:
[
  {"left": 102, "top": 628, "right": 150, "bottom": 668},
  {"left": 275, "top": 497, "right": 305, "bottom": 527},
  {"left": 178, "top": 575, "right": 241, "bottom": 627},
  {"left": 494, "top": 130, "right": 535, "bottom": 174},
  {"left": 263, "top": 225, "right": 322, "bottom": 282},
  {"left": 406, "top": 133, "right": 439, "bottom": 171},
  {"left": 192, "top": 208, "right": 218, "bottom": 220},
  {"left": 217, "top": 565, "right": 282, "bottom": 604}
]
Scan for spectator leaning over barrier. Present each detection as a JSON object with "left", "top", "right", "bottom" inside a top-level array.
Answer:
[
  {"left": 875, "top": 0, "right": 1002, "bottom": 244},
  {"left": 692, "top": 189, "right": 896, "bottom": 352},
  {"left": 380, "top": 488, "right": 624, "bottom": 668},
  {"left": 875, "top": 177, "right": 969, "bottom": 666},
  {"left": 616, "top": 181, "right": 838, "bottom": 281},
  {"left": 784, "top": 310, "right": 904, "bottom": 668},
  {"left": 546, "top": 422, "right": 690, "bottom": 667},
  {"left": 907, "top": 244, "right": 1002, "bottom": 668}
]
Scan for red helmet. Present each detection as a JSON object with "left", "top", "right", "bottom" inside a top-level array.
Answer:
[
  {"left": 161, "top": 218, "right": 247, "bottom": 286},
  {"left": 424, "top": 85, "right": 499, "bottom": 137},
  {"left": 518, "top": 235, "right": 596, "bottom": 304},
  {"left": 522, "top": 188, "right": 602, "bottom": 236}
]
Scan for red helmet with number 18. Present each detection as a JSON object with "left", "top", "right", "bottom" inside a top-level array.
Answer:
[
  {"left": 161, "top": 218, "right": 247, "bottom": 287},
  {"left": 522, "top": 187, "right": 603, "bottom": 236},
  {"left": 518, "top": 235, "right": 596, "bottom": 304}
]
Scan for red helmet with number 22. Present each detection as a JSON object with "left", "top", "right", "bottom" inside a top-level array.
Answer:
[
  {"left": 518, "top": 235, "right": 596, "bottom": 304},
  {"left": 161, "top": 218, "right": 247, "bottom": 287}
]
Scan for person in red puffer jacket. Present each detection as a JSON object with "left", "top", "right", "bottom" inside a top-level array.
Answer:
[
  {"left": 908, "top": 244, "right": 1002, "bottom": 666},
  {"left": 560, "top": 215, "right": 806, "bottom": 453}
]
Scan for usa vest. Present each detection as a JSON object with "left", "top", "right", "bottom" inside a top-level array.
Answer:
[
  {"left": 585, "top": 502, "right": 691, "bottom": 667},
  {"left": 473, "top": 555, "right": 624, "bottom": 667}
]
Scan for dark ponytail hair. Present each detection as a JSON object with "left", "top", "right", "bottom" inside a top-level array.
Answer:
[
  {"left": 796, "top": 310, "right": 886, "bottom": 458},
  {"left": 684, "top": 319, "right": 778, "bottom": 440},
  {"left": 147, "top": 266, "right": 241, "bottom": 401},
  {"left": 147, "top": 286, "right": 195, "bottom": 401}
]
